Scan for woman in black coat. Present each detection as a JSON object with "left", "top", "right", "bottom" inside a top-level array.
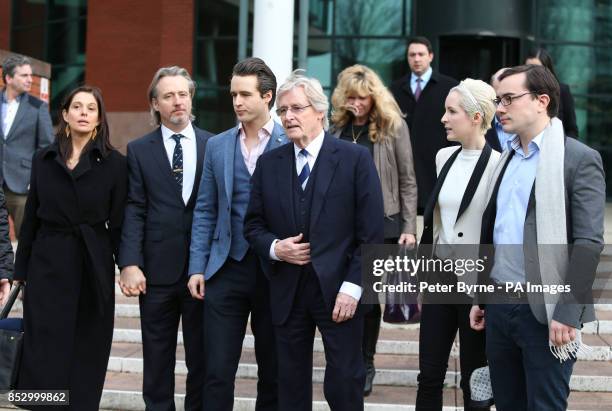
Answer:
[
  {"left": 526, "top": 48, "right": 579, "bottom": 137},
  {"left": 13, "top": 85, "right": 127, "bottom": 410}
]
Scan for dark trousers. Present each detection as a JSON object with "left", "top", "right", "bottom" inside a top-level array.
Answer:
[
  {"left": 203, "top": 250, "right": 278, "bottom": 411},
  {"left": 276, "top": 270, "right": 365, "bottom": 411},
  {"left": 139, "top": 277, "right": 204, "bottom": 411},
  {"left": 485, "top": 304, "right": 574, "bottom": 411},
  {"left": 416, "top": 303, "right": 488, "bottom": 411}
]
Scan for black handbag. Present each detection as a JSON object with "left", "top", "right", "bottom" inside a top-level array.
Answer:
[{"left": 0, "top": 283, "right": 24, "bottom": 390}]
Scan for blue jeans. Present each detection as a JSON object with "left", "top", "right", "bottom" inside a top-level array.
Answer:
[{"left": 485, "top": 304, "right": 575, "bottom": 411}]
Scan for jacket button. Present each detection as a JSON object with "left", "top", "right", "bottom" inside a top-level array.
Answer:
[{"left": 458, "top": 232, "right": 463, "bottom": 237}]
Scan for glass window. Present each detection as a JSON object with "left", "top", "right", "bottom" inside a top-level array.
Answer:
[
  {"left": 309, "top": 0, "right": 333, "bottom": 35},
  {"left": 194, "top": 87, "right": 235, "bottom": 135},
  {"left": 538, "top": 0, "right": 612, "bottom": 44},
  {"left": 11, "top": 0, "right": 46, "bottom": 28},
  {"left": 333, "top": 38, "right": 406, "bottom": 86},
  {"left": 334, "top": 0, "right": 404, "bottom": 36},
  {"left": 307, "top": 39, "right": 332, "bottom": 88}
]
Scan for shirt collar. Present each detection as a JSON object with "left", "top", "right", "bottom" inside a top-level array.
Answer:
[
  {"left": 1, "top": 90, "right": 23, "bottom": 104},
  {"left": 161, "top": 122, "right": 195, "bottom": 141},
  {"left": 411, "top": 67, "right": 433, "bottom": 83},
  {"left": 238, "top": 116, "right": 274, "bottom": 140},
  {"left": 294, "top": 129, "right": 325, "bottom": 160},
  {"left": 508, "top": 127, "right": 545, "bottom": 156}
]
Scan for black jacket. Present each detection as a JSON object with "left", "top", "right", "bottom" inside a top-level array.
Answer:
[
  {"left": 390, "top": 71, "right": 458, "bottom": 212},
  {"left": 118, "top": 125, "right": 212, "bottom": 285},
  {"left": 0, "top": 187, "right": 14, "bottom": 279}
]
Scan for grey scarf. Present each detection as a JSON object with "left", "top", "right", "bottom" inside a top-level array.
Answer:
[{"left": 485, "top": 118, "right": 589, "bottom": 361}]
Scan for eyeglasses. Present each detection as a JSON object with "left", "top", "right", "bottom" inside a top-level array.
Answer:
[
  {"left": 494, "top": 92, "right": 537, "bottom": 107},
  {"left": 275, "top": 104, "right": 312, "bottom": 117}
]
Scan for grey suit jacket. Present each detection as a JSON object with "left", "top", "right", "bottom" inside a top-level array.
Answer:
[
  {"left": 188, "top": 121, "right": 287, "bottom": 280},
  {"left": 481, "top": 137, "right": 605, "bottom": 328},
  {"left": 0, "top": 92, "right": 54, "bottom": 193}
]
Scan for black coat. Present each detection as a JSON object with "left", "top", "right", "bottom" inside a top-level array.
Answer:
[
  {"left": 118, "top": 126, "right": 212, "bottom": 284},
  {"left": 14, "top": 139, "right": 127, "bottom": 409},
  {"left": 484, "top": 121, "right": 503, "bottom": 152},
  {"left": 559, "top": 82, "right": 579, "bottom": 138},
  {"left": 0, "top": 186, "right": 14, "bottom": 278},
  {"left": 390, "top": 71, "right": 459, "bottom": 212}
]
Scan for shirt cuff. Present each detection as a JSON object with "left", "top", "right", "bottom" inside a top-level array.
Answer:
[
  {"left": 269, "top": 239, "right": 281, "bottom": 261},
  {"left": 339, "top": 281, "right": 362, "bottom": 301}
]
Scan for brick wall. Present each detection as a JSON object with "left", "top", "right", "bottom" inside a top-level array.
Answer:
[{"left": 0, "top": 0, "right": 10, "bottom": 50}]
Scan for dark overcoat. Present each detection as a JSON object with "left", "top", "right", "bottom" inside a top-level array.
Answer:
[{"left": 14, "top": 138, "right": 127, "bottom": 410}]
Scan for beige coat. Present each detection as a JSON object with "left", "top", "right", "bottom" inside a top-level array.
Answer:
[{"left": 331, "top": 121, "right": 417, "bottom": 234}]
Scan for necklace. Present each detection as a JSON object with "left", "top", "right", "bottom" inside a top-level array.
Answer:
[{"left": 351, "top": 123, "right": 366, "bottom": 144}]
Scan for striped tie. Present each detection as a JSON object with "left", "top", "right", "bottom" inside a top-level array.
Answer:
[
  {"left": 171, "top": 134, "right": 183, "bottom": 187},
  {"left": 298, "top": 149, "right": 310, "bottom": 190}
]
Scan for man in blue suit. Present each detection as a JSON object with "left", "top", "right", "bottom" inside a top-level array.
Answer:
[
  {"left": 187, "top": 57, "right": 285, "bottom": 410},
  {"left": 244, "top": 71, "right": 384, "bottom": 410},
  {"left": 0, "top": 55, "right": 54, "bottom": 238},
  {"left": 119, "top": 66, "right": 212, "bottom": 411}
]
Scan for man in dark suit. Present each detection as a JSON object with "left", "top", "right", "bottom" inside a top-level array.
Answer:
[
  {"left": 244, "top": 71, "right": 384, "bottom": 410},
  {"left": 470, "top": 65, "right": 605, "bottom": 410},
  {"left": 484, "top": 67, "right": 512, "bottom": 152},
  {"left": 390, "top": 36, "right": 458, "bottom": 214},
  {"left": 0, "top": 55, "right": 54, "bottom": 237},
  {"left": 187, "top": 57, "right": 285, "bottom": 410},
  {"left": 118, "top": 66, "right": 212, "bottom": 411}
]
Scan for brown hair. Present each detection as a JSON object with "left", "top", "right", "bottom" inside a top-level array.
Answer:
[{"left": 498, "top": 64, "right": 560, "bottom": 118}]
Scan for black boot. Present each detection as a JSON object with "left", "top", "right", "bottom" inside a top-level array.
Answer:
[{"left": 363, "top": 304, "right": 381, "bottom": 396}]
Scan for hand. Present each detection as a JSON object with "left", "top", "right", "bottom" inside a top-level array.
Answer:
[
  {"left": 0, "top": 278, "right": 9, "bottom": 306},
  {"left": 469, "top": 305, "right": 485, "bottom": 331},
  {"left": 549, "top": 320, "right": 576, "bottom": 347},
  {"left": 398, "top": 233, "right": 416, "bottom": 247},
  {"left": 119, "top": 265, "right": 147, "bottom": 297},
  {"left": 332, "top": 292, "right": 358, "bottom": 323},
  {"left": 274, "top": 233, "right": 310, "bottom": 265},
  {"left": 187, "top": 274, "right": 205, "bottom": 300}
]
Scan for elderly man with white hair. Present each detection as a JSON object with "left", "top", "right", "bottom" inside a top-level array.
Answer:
[{"left": 244, "top": 70, "right": 384, "bottom": 410}]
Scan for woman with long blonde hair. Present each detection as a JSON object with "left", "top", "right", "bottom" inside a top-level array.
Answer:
[{"left": 331, "top": 64, "right": 418, "bottom": 396}]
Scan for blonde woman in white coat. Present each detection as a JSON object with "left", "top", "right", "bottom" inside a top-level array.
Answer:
[{"left": 416, "top": 79, "right": 500, "bottom": 410}]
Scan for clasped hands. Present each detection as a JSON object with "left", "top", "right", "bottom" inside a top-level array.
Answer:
[{"left": 275, "top": 233, "right": 358, "bottom": 323}]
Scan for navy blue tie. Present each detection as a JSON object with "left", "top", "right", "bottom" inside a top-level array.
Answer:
[
  {"left": 298, "top": 149, "right": 310, "bottom": 190},
  {"left": 171, "top": 134, "right": 183, "bottom": 187}
]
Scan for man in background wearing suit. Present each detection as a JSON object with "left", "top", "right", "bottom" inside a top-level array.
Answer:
[
  {"left": 187, "top": 57, "right": 285, "bottom": 410},
  {"left": 244, "top": 71, "right": 384, "bottom": 410},
  {"left": 484, "top": 67, "right": 512, "bottom": 152},
  {"left": 390, "top": 36, "right": 458, "bottom": 214},
  {"left": 470, "top": 65, "right": 605, "bottom": 410},
  {"left": 0, "top": 55, "right": 54, "bottom": 238},
  {"left": 119, "top": 66, "right": 212, "bottom": 411}
]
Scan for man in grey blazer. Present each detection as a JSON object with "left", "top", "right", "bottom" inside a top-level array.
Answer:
[
  {"left": 470, "top": 65, "right": 605, "bottom": 411},
  {"left": 0, "top": 55, "right": 54, "bottom": 237},
  {"left": 187, "top": 57, "right": 286, "bottom": 410}
]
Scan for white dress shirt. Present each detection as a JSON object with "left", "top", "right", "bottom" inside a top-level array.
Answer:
[
  {"left": 238, "top": 117, "right": 274, "bottom": 175},
  {"left": 161, "top": 123, "right": 197, "bottom": 204},
  {"left": 2, "top": 92, "right": 21, "bottom": 138},
  {"left": 270, "top": 130, "right": 362, "bottom": 301}
]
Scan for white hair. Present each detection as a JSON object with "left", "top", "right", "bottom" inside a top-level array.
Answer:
[
  {"left": 450, "top": 78, "right": 496, "bottom": 133},
  {"left": 277, "top": 69, "right": 329, "bottom": 130}
]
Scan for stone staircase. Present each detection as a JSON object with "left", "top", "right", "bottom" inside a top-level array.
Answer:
[{"left": 2, "top": 255, "right": 612, "bottom": 410}]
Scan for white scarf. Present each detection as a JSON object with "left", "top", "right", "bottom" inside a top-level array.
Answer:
[{"left": 485, "top": 118, "right": 589, "bottom": 362}]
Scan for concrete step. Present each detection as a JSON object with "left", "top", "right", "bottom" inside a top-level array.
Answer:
[
  {"left": 106, "top": 343, "right": 612, "bottom": 392},
  {"left": 98, "top": 371, "right": 612, "bottom": 410}
]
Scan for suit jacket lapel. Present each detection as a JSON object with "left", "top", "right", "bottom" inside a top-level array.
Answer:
[
  {"left": 267, "top": 122, "right": 286, "bottom": 151},
  {"left": 421, "top": 147, "right": 462, "bottom": 243},
  {"left": 455, "top": 144, "right": 493, "bottom": 223},
  {"left": 310, "top": 135, "right": 340, "bottom": 228},
  {"left": 5, "top": 95, "right": 28, "bottom": 142},
  {"left": 187, "top": 129, "right": 207, "bottom": 207},
  {"left": 149, "top": 129, "right": 184, "bottom": 204},
  {"left": 224, "top": 127, "right": 239, "bottom": 206},
  {"left": 276, "top": 143, "right": 297, "bottom": 232}
]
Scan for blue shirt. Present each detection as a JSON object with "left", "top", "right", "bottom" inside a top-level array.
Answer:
[
  {"left": 490, "top": 131, "right": 543, "bottom": 284},
  {"left": 493, "top": 116, "right": 514, "bottom": 152},
  {"left": 410, "top": 67, "right": 433, "bottom": 95}
]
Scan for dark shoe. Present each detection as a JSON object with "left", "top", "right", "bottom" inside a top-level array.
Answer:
[{"left": 364, "top": 361, "right": 376, "bottom": 396}]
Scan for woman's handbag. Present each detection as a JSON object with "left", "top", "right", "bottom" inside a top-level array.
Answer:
[
  {"left": 382, "top": 248, "right": 421, "bottom": 324},
  {"left": 0, "top": 283, "right": 24, "bottom": 390}
]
